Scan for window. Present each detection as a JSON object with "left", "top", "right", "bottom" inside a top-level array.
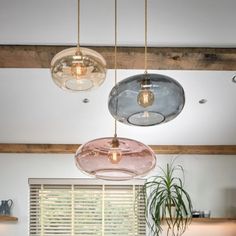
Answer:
[{"left": 29, "top": 179, "right": 145, "bottom": 236}]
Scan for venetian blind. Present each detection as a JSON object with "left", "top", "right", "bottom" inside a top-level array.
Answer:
[{"left": 29, "top": 179, "right": 145, "bottom": 236}]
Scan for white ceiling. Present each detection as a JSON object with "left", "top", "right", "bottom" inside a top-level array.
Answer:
[
  {"left": 1, "top": 0, "right": 236, "bottom": 47},
  {"left": 0, "top": 0, "right": 236, "bottom": 146}
]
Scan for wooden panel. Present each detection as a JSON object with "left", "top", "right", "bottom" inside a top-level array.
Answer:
[
  {"left": 1, "top": 45, "right": 236, "bottom": 70},
  {"left": 149, "top": 145, "right": 236, "bottom": 155},
  {"left": 0, "top": 144, "right": 78, "bottom": 154},
  {"left": 192, "top": 218, "right": 236, "bottom": 223},
  {"left": 0, "top": 144, "right": 236, "bottom": 155},
  {"left": 0, "top": 215, "right": 18, "bottom": 222},
  {"left": 162, "top": 218, "right": 236, "bottom": 223}
]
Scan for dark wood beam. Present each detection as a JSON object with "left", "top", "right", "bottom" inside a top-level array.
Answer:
[
  {"left": 0, "top": 144, "right": 236, "bottom": 155},
  {"left": 1, "top": 45, "right": 236, "bottom": 70}
]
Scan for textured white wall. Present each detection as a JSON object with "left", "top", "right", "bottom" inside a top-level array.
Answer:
[{"left": 0, "top": 154, "right": 235, "bottom": 236}]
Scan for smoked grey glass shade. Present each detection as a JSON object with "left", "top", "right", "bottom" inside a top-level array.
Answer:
[
  {"left": 75, "top": 137, "right": 156, "bottom": 181},
  {"left": 51, "top": 47, "right": 107, "bottom": 91},
  {"left": 108, "top": 73, "right": 185, "bottom": 126}
]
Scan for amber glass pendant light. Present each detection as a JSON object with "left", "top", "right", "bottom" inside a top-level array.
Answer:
[
  {"left": 108, "top": 0, "right": 185, "bottom": 126},
  {"left": 51, "top": 0, "right": 107, "bottom": 91},
  {"left": 75, "top": 0, "right": 156, "bottom": 180}
]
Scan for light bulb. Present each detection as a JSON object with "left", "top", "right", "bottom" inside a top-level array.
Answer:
[
  {"left": 137, "top": 89, "right": 154, "bottom": 108},
  {"left": 108, "top": 136, "right": 122, "bottom": 164},
  {"left": 71, "top": 62, "right": 87, "bottom": 77},
  {"left": 108, "top": 148, "right": 122, "bottom": 164}
]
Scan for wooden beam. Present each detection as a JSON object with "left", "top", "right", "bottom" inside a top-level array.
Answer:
[
  {"left": 0, "top": 144, "right": 236, "bottom": 155},
  {"left": 0, "top": 144, "right": 79, "bottom": 154},
  {"left": 1, "top": 45, "right": 236, "bottom": 70},
  {"left": 149, "top": 145, "right": 236, "bottom": 155},
  {"left": 0, "top": 215, "right": 18, "bottom": 222}
]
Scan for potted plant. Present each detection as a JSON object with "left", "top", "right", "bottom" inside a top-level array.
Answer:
[{"left": 142, "top": 162, "right": 193, "bottom": 236}]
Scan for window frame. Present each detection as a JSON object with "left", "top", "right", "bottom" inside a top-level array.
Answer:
[{"left": 29, "top": 178, "right": 146, "bottom": 236}]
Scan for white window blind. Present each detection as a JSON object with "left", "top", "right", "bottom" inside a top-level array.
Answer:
[{"left": 29, "top": 179, "right": 145, "bottom": 236}]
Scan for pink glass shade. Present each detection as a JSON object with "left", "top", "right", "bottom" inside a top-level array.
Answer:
[{"left": 75, "top": 137, "right": 156, "bottom": 180}]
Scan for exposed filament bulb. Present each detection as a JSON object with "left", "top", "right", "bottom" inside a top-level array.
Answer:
[
  {"left": 71, "top": 50, "right": 88, "bottom": 77},
  {"left": 71, "top": 62, "right": 87, "bottom": 77},
  {"left": 137, "top": 89, "right": 154, "bottom": 108},
  {"left": 137, "top": 78, "right": 154, "bottom": 108},
  {"left": 108, "top": 136, "right": 122, "bottom": 164}
]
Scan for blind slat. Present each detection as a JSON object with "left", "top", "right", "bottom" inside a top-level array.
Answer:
[{"left": 29, "top": 180, "right": 145, "bottom": 236}]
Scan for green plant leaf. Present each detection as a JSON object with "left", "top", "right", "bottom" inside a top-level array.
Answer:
[{"left": 142, "top": 161, "right": 192, "bottom": 236}]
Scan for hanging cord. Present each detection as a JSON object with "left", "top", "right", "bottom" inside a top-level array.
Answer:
[
  {"left": 114, "top": 0, "right": 117, "bottom": 86},
  {"left": 114, "top": 0, "right": 118, "bottom": 138},
  {"left": 144, "top": 0, "right": 148, "bottom": 74},
  {"left": 77, "top": 0, "right": 80, "bottom": 50}
]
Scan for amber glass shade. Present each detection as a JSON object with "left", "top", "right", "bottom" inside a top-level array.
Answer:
[
  {"left": 51, "top": 47, "right": 107, "bottom": 91},
  {"left": 75, "top": 137, "right": 156, "bottom": 180},
  {"left": 108, "top": 73, "right": 185, "bottom": 126}
]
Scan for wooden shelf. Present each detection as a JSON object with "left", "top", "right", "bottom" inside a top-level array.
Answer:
[
  {"left": 0, "top": 215, "right": 18, "bottom": 222},
  {"left": 162, "top": 218, "right": 236, "bottom": 224},
  {"left": 192, "top": 218, "right": 236, "bottom": 223}
]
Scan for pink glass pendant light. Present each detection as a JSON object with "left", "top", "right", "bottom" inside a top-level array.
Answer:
[
  {"left": 75, "top": 136, "right": 156, "bottom": 180},
  {"left": 75, "top": 0, "right": 156, "bottom": 180}
]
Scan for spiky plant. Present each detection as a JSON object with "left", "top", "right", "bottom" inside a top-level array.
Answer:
[{"left": 142, "top": 162, "right": 193, "bottom": 236}]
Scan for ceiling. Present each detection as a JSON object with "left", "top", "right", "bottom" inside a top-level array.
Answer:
[
  {"left": 0, "top": 0, "right": 236, "bottom": 146},
  {"left": 1, "top": 0, "right": 236, "bottom": 47}
]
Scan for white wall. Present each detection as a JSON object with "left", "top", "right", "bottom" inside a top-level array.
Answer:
[{"left": 0, "top": 154, "right": 235, "bottom": 236}]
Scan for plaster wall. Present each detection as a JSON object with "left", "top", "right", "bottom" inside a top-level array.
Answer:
[{"left": 0, "top": 154, "right": 235, "bottom": 236}]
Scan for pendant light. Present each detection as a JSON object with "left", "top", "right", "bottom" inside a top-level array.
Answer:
[
  {"left": 51, "top": 0, "right": 107, "bottom": 91},
  {"left": 75, "top": 0, "right": 156, "bottom": 181},
  {"left": 108, "top": 0, "right": 185, "bottom": 126}
]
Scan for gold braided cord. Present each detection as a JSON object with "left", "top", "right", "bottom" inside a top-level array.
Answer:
[
  {"left": 144, "top": 0, "right": 148, "bottom": 73},
  {"left": 114, "top": 0, "right": 118, "bottom": 137},
  {"left": 77, "top": 0, "right": 80, "bottom": 49},
  {"left": 115, "top": 0, "right": 117, "bottom": 85}
]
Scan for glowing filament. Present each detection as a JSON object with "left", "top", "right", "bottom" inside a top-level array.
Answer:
[
  {"left": 137, "top": 89, "right": 154, "bottom": 108},
  {"left": 71, "top": 62, "right": 87, "bottom": 77},
  {"left": 108, "top": 148, "right": 122, "bottom": 164},
  {"left": 108, "top": 137, "right": 122, "bottom": 164}
]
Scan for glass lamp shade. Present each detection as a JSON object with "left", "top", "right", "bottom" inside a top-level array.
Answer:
[
  {"left": 75, "top": 137, "right": 156, "bottom": 180},
  {"left": 51, "top": 47, "right": 107, "bottom": 91},
  {"left": 108, "top": 73, "right": 185, "bottom": 126}
]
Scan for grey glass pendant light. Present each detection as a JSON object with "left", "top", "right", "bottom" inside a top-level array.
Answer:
[
  {"left": 108, "top": 0, "right": 185, "bottom": 126},
  {"left": 109, "top": 73, "right": 185, "bottom": 126}
]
